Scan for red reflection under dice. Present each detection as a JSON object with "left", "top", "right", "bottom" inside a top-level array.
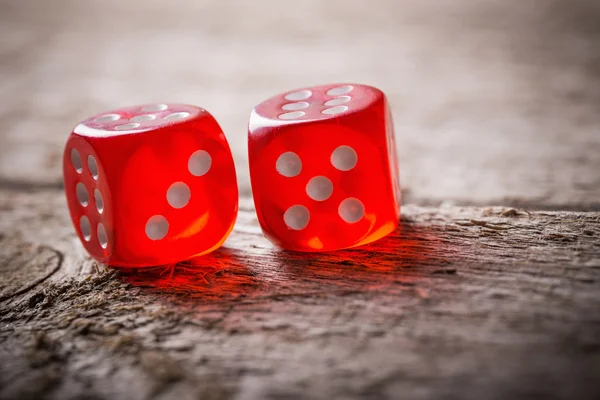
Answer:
[
  {"left": 63, "top": 104, "right": 238, "bottom": 266},
  {"left": 248, "top": 83, "right": 400, "bottom": 251}
]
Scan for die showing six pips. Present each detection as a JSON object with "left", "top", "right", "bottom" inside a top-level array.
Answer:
[
  {"left": 63, "top": 103, "right": 238, "bottom": 267},
  {"left": 248, "top": 83, "right": 400, "bottom": 252}
]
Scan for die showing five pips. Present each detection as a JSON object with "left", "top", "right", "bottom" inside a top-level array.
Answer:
[{"left": 63, "top": 84, "right": 400, "bottom": 266}]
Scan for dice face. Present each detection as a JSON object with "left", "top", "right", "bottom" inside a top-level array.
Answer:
[
  {"left": 248, "top": 84, "right": 400, "bottom": 252},
  {"left": 63, "top": 104, "right": 238, "bottom": 266}
]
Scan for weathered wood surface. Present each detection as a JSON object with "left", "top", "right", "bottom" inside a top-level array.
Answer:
[
  {"left": 1, "top": 0, "right": 600, "bottom": 399},
  {"left": 1, "top": 192, "right": 599, "bottom": 399},
  {"left": 1, "top": 0, "right": 599, "bottom": 208}
]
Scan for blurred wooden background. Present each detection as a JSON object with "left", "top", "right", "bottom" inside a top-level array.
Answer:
[
  {"left": 0, "top": 0, "right": 599, "bottom": 399},
  {"left": 1, "top": 0, "right": 599, "bottom": 207}
]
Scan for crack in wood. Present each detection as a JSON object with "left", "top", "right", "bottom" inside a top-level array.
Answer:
[{"left": 0, "top": 245, "right": 63, "bottom": 304}]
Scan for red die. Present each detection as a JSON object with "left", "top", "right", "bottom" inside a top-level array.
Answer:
[
  {"left": 63, "top": 103, "right": 238, "bottom": 267},
  {"left": 248, "top": 83, "right": 400, "bottom": 252}
]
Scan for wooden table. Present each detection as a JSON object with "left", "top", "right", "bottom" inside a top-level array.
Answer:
[{"left": 1, "top": 0, "right": 599, "bottom": 399}]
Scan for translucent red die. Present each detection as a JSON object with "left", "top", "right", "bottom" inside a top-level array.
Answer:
[
  {"left": 248, "top": 83, "right": 400, "bottom": 251},
  {"left": 63, "top": 103, "right": 238, "bottom": 266}
]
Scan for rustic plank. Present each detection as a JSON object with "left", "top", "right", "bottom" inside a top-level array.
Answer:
[
  {"left": 1, "top": 0, "right": 599, "bottom": 398},
  {"left": 1, "top": 190, "right": 599, "bottom": 399},
  {"left": 1, "top": 0, "right": 599, "bottom": 208}
]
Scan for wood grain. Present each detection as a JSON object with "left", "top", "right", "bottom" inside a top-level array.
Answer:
[
  {"left": 1, "top": 191, "right": 599, "bottom": 399},
  {"left": 1, "top": 0, "right": 600, "bottom": 399}
]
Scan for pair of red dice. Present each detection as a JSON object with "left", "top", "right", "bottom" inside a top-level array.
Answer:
[{"left": 63, "top": 83, "right": 401, "bottom": 267}]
